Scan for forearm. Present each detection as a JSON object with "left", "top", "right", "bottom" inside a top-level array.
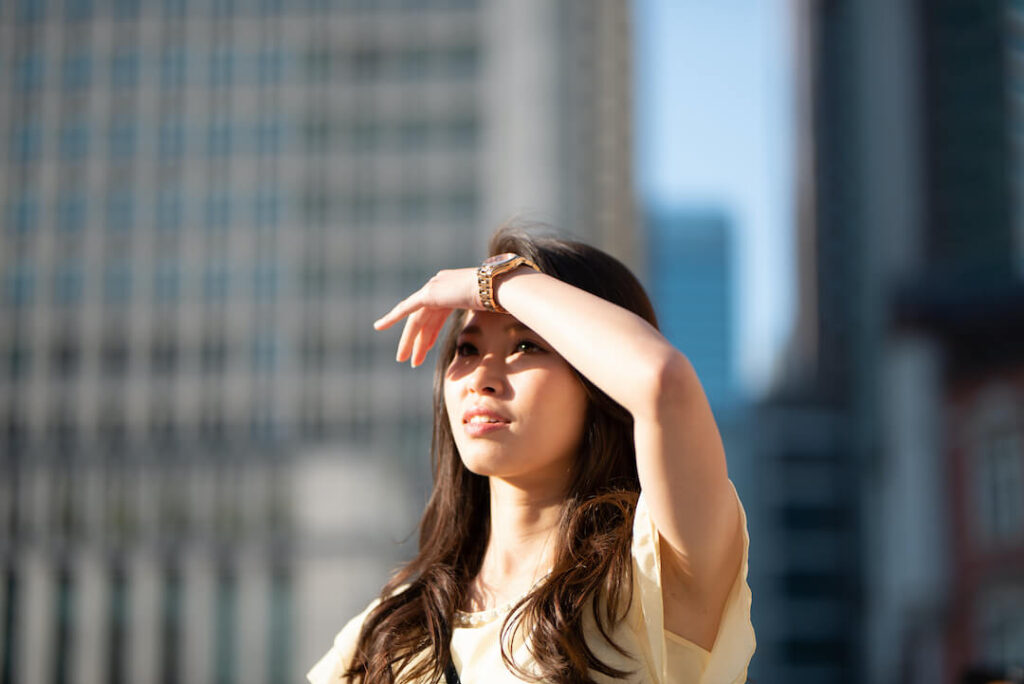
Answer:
[{"left": 494, "top": 268, "right": 692, "bottom": 418}]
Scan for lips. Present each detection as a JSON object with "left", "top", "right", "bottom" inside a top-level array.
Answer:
[{"left": 461, "top": 407, "right": 511, "bottom": 437}]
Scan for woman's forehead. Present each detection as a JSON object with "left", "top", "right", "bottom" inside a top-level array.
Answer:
[{"left": 458, "top": 312, "right": 533, "bottom": 336}]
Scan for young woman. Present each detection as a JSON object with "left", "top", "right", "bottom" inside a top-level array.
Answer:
[{"left": 308, "top": 227, "right": 755, "bottom": 683}]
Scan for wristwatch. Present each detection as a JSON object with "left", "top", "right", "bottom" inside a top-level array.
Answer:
[{"left": 476, "top": 252, "right": 540, "bottom": 313}]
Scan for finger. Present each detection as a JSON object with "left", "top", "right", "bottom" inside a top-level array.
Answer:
[
  {"left": 396, "top": 310, "right": 422, "bottom": 363},
  {"left": 412, "top": 309, "right": 450, "bottom": 367},
  {"left": 421, "top": 309, "right": 450, "bottom": 355},
  {"left": 410, "top": 325, "right": 429, "bottom": 368},
  {"left": 373, "top": 292, "right": 422, "bottom": 331}
]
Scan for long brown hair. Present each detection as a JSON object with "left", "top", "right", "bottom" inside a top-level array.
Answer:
[{"left": 347, "top": 226, "right": 660, "bottom": 683}]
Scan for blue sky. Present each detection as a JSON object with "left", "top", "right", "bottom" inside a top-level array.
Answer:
[{"left": 634, "top": 0, "right": 795, "bottom": 397}]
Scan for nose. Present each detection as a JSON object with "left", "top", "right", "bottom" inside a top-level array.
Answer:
[{"left": 467, "top": 353, "right": 506, "bottom": 395}]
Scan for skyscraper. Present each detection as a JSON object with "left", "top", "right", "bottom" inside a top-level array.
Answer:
[{"left": 0, "top": 2, "right": 636, "bottom": 682}]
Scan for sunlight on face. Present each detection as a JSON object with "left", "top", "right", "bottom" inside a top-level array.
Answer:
[{"left": 443, "top": 311, "right": 589, "bottom": 489}]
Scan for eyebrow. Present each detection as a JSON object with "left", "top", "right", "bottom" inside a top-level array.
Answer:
[{"left": 458, "top": 322, "right": 534, "bottom": 337}]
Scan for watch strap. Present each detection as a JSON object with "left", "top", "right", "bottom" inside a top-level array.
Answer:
[{"left": 476, "top": 255, "right": 539, "bottom": 313}]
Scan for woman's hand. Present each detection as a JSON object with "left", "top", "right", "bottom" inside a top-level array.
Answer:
[{"left": 372, "top": 267, "right": 482, "bottom": 368}]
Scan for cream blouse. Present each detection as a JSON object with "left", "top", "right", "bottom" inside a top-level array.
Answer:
[{"left": 308, "top": 480, "right": 755, "bottom": 683}]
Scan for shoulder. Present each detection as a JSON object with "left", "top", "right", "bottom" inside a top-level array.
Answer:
[
  {"left": 630, "top": 482, "right": 755, "bottom": 684},
  {"left": 307, "top": 598, "right": 382, "bottom": 684}
]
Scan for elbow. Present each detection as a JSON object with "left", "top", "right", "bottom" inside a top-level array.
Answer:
[{"left": 637, "top": 350, "right": 700, "bottom": 417}]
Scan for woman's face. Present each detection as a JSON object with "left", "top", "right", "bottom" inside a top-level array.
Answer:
[{"left": 444, "top": 311, "right": 589, "bottom": 488}]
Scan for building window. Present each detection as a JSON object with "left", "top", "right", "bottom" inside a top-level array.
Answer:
[
  {"left": 105, "top": 190, "right": 134, "bottom": 233},
  {"left": 101, "top": 335, "right": 129, "bottom": 376},
  {"left": 159, "top": 565, "right": 182, "bottom": 684},
  {"left": 204, "top": 192, "right": 231, "bottom": 230},
  {"left": 975, "top": 583, "right": 1024, "bottom": 669},
  {"left": 98, "top": 401, "right": 127, "bottom": 451},
  {"left": 149, "top": 403, "right": 176, "bottom": 449},
  {"left": 201, "top": 335, "right": 229, "bottom": 374},
  {"left": 48, "top": 407, "right": 78, "bottom": 455},
  {"left": 397, "top": 48, "right": 428, "bottom": 81},
  {"left": 251, "top": 333, "right": 277, "bottom": 374},
  {"left": 199, "top": 404, "right": 226, "bottom": 444},
  {"left": 56, "top": 193, "right": 87, "bottom": 234},
  {"left": 103, "top": 259, "right": 132, "bottom": 305},
  {"left": 7, "top": 193, "right": 38, "bottom": 238},
  {"left": 975, "top": 425, "right": 1024, "bottom": 547},
  {"left": 206, "top": 120, "right": 232, "bottom": 158},
  {"left": 4, "top": 263, "right": 36, "bottom": 308},
  {"left": 299, "top": 393, "right": 325, "bottom": 440},
  {"left": 446, "top": 116, "right": 478, "bottom": 148},
  {"left": 444, "top": 44, "right": 479, "bottom": 78},
  {"left": 10, "top": 122, "right": 41, "bottom": 164},
  {"left": 111, "top": 48, "right": 139, "bottom": 90},
  {"left": 150, "top": 335, "right": 178, "bottom": 375},
  {"left": 253, "top": 262, "right": 278, "bottom": 300},
  {"left": 14, "top": 51, "right": 44, "bottom": 92},
  {"left": 351, "top": 47, "right": 381, "bottom": 82},
  {"left": 300, "top": 330, "right": 327, "bottom": 373},
  {"left": 53, "top": 260, "right": 84, "bottom": 307},
  {"left": 300, "top": 189, "right": 330, "bottom": 226},
  {"left": 255, "top": 118, "right": 281, "bottom": 156},
  {"left": 112, "top": 0, "right": 140, "bottom": 20},
  {"left": 399, "top": 192, "right": 427, "bottom": 223},
  {"left": 6, "top": 341, "right": 31, "bottom": 380},
  {"left": 446, "top": 189, "right": 478, "bottom": 222},
  {"left": 300, "top": 257, "right": 328, "bottom": 298},
  {"left": 301, "top": 116, "right": 331, "bottom": 153},
  {"left": 154, "top": 260, "right": 180, "bottom": 304},
  {"left": 160, "top": 46, "right": 186, "bottom": 89},
  {"left": 303, "top": 45, "right": 333, "bottom": 82},
  {"left": 61, "top": 52, "right": 91, "bottom": 92},
  {"left": 51, "top": 336, "right": 81, "bottom": 379},
  {"left": 211, "top": 0, "right": 234, "bottom": 18},
  {"left": 64, "top": 0, "right": 94, "bottom": 22},
  {"left": 202, "top": 261, "right": 230, "bottom": 300},
  {"left": 156, "top": 186, "right": 183, "bottom": 233},
  {"left": 249, "top": 402, "right": 277, "bottom": 443},
  {"left": 971, "top": 386, "right": 1024, "bottom": 548},
  {"left": 257, "top": 48, "right": 283, "bottom": 85},
  {"left": 214, "top": 569, "right": 238, "bottom": 684},
  {"left": 351, "top": 193, "right": 377, "bottom": 226},
  {"left": 209, "top": 47, "right": 234, "bottom": 88},
  {"left": 350, "top": 120, "right": 380, "bottom": 153},
  {"left": 161, "top": 0, "right": 186, "bottom": 20},
  {"left": 4, "top": 408, "right": 29, "bottom": 453},
  {"left": 108, "top": 117, "right": 136, "bottom": 159},
  {"left": 398, "top": 120, "right": 428, "bottom": 149},
  {"left": 53, "top": 568, "right": 75, "bottom": 684},
  {"left": 158, "top": 119, "right": 185, "bottom": 160},
  {"left": 255, "top": 189, "right": 280, "bottom": 228}
]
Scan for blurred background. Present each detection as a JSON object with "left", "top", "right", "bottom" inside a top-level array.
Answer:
[{"left": 0, "top": 0, "right": 1022, "bottom": 683}]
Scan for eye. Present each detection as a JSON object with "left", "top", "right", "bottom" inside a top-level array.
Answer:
[
  {"left": 514, "top": 339, "right": 542, "bottom": 354},
  {"left": 455, "top": 342, "right": 478, "bottom": 357}
]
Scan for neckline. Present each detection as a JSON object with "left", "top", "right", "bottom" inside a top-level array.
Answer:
[{"left": 454, "top": 570, "right": 552, "bottom": 628}]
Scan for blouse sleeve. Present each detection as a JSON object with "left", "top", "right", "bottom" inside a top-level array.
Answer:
[
  {"left": 307, "top": 598, "right": 381, "bottom": 684},
  {"left": 631, "top": 479, "right": 755, "bottom": 684}
]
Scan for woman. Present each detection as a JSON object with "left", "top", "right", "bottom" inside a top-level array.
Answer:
[{"left": 308, "top": 227, "right": 755, "bottom": 683}]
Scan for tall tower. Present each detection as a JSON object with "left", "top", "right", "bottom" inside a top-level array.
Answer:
[{"left": 0, "top": 2, "right": 636, "bottom": 683}]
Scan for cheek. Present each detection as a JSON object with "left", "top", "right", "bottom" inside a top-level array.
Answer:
[
  {"left": 443, "top": 377, "right": 461, "bottom": 429},
  {"left": 526, "top": 372, "right": 588, "bottom": 446}
]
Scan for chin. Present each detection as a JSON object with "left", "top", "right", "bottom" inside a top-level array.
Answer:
[{"left": 455, "top": 445, "right": 513, "bottom": 477}]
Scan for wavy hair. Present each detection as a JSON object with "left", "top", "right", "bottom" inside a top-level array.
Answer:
[{"left": 346, "top": 225, "right": 660, "bottom": 683}]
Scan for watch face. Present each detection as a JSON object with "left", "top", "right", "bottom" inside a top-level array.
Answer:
[{"left": 482, "top": 252, "right": 519, "bottom": 269}]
